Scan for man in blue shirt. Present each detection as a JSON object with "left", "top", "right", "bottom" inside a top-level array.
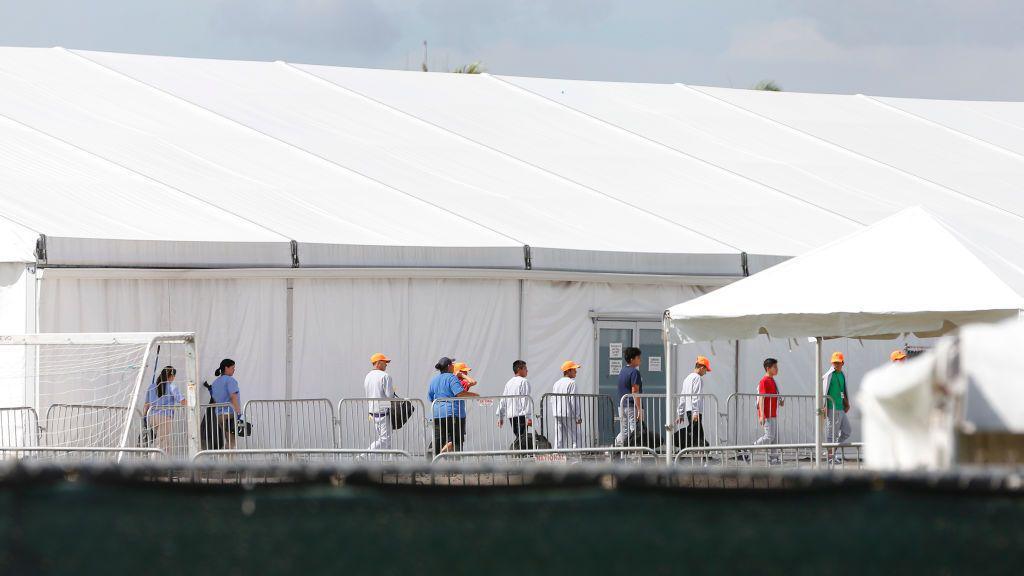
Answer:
[{"left": 615, "top": 347, "right": 643, "bottom": 446}]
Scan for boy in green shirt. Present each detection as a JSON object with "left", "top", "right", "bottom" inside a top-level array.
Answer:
[{"left": 821, "top": 351, "right": 852, "bottom": 464}]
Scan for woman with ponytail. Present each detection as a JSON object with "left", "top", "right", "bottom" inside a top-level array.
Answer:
[
  {"left": 210, "top": 359, "right": 242, "bottom": 449},
  {"left": 143, "top": 366, "right": 184, "bottom": 454},
  {"left": 427, "top": 356, "right": 478, "bottom": 456}
]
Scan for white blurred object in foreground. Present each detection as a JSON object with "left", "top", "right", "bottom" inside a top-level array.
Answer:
[{"left": 861, "top": 318, "right": 1024, "bottom": 470}]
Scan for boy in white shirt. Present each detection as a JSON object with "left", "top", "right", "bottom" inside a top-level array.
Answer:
[
  {"left": 364, "top": 352, "right": 395, "bottom": 451},
  {"left": 551, "top": 361, "right": 582, "bottom": 449},
  {"left": 497, "top": 360, "right": 533, "bottom": 449}
]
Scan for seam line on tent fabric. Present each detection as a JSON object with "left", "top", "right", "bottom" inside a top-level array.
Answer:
[
  {"left": 0, "top": 109, "right": 294, "bottom": 247},
  {"left": 486, "top": 74, "right": 863, "bottom": 230},
  {"left": 857, "top": 94, "right": 1024, "bottom": 167},
  {"left": 678, "top": 84, "right": 1024, "bottom": 223},
  {"left": 60, "top": 49, "right": 529, "bottom": 253},
  {"left": 277, "top": 61, "right": 744, "bottom": 255}
]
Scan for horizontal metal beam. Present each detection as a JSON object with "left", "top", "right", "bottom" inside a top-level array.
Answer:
[
  {"left": 0, "top": 332, "right": 194, "bottom": 345},
  {"left": 38, "top": 267, "right": 741, "bottom": 286}
]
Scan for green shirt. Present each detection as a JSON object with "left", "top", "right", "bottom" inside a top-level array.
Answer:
[{"left": 827, "top": 371, "right": 846, "bottom": 411}]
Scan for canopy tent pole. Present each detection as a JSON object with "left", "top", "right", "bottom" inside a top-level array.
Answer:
[
  {"left": 814, "top": 336, "right": 823, "bottom": 468},
  {"left": 663, "top": 312, "right": 673, "bottom": 466}
]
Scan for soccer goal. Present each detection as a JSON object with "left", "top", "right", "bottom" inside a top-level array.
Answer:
[{"left": 0, "top": 333, "right": 200, "bottom": 461}]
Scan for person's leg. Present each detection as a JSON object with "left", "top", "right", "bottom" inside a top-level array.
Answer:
[
  {"left": 152, "top": 415, "right": 171, "bottom": 455},
  {"left": 219, "top": 414, "right": 236, "bottom": 449},
  {"left": 835, "top": 412, "right": 852, "bottom": 462},
  {"left": 511, "top": 416, "right": 526, "bottom": 449},
  {"left": 369, "top": 414, "right": 391, "bottom": 451},
  {"left": 454, "top": 417, "right": 466, "bottom": 452},
  {"left": 433, "top": 418, "right": 445, "bottom": 456},
  {"left": 615, "top": 405, "right": 627, "bottom": 446}
]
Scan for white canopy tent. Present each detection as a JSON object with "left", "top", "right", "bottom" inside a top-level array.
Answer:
[
  {"left": 1, "top": 47, "right": 1024, "bottom": 426},
  {"left": 666, "top": 208, "right": 1024, "bottom": 464}
]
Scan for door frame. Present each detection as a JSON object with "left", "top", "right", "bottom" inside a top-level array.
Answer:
[{"left": 592, "top": 317, "right": 671, "bottom": 396}]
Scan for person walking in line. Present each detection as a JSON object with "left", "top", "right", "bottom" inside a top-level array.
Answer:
[
  {"left": 675, "top": 356, "right": 712, "bottom": 450},
  {"left": 428, "top": 357, "right": 478, "bottom": 456},
  {"left": 754, "top": 358, "right": 784, "bottom": 464},
  {"left": 144, "top": 366, "right": 185, "bottom": 455},
  {"left": 615, "top": 347, "right": 643, "bottom": 447},
  {"left": 890, "top": 350, "right": 908, "bottom": 363},
  {"left": 822, "top": 351, "right": 852, "bottom": 464},
  {"left": 210, "top": 359, "right": 243, "bottom": 449},
  {"left": 453, "top": 362, "right": 478, "bottom": 391},
  {"left": 364, "top": 353, "right": 395, "bottom": 452},
  {"left": 497, "top": 360, "right": 533, "bottom": 450},
  {"left": 551, "top": 361, "right": 582, "bottom": 449}
]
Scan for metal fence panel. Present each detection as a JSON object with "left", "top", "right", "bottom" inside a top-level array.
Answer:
[
  {"left": 43, "top": 404, "right": 137, "bottom": 448},
  {"left": 673, "top": 442, "right": 863, "bottom": 471},
  {"left": 432, "top": 446, "right": 658, "bottom": 464},
  {"left": 0, "top": 446, "right": 163, "bottom": 462},
  {"left": 726, "top": 393, "right": 818, "bottom": 446},
  {"left": 142, "top": 404, "right": 190, "bottom": 458},
  {"left": 539, "top": 393, "right": 614, "bottom": 448},
  {"left": 0, "top": 407, "right": 39, "bottom": 447},
  {"left": 429, "top": 395, "right": 536, "bottom": 456},
  {"left": 240, "top": 399, "right": 337, "bottom": 449},
  {"left": 338, "top": 398, "right": 429, "bottom": 458}
]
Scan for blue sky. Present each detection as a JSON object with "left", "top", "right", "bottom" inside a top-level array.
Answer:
[{"left": 2, "top": 0, "right": 1023, "bottom": 99}]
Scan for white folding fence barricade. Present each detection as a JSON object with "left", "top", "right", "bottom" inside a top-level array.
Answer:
[
  {"left": 0, "top": 446, "right": 164, "bottom": 462},
  {"left": 432, "top": 446, "right": 658, "bottom": 464},
  {"left": 429, "top": 395, "right": 536, "bottom": 458},
  {"left": 239, "top": 399, "right": 337, "bottom": 449},
  {"left": 44, "top": 404, "right": 138, "bottom": 448},
  {"left": 142, "top": 404, "right": 190, "bottom": 458},
  {"left": 191, "top": 448, "right": 413, "bottom": 465},
  {"left": 540, "top": 393, "right": 615, "bottom": 449},
  {"left": 616, "top": 393, "right": 669, "bottom": 452},
  {"left": 822, "top": 397, "right": 854, "bottom": 464},
  {"left": 337, "top": 397, "right": 429, "bottom": 459},
  {"left": 673, "top": 442, "right": 864, "bottom": 470},
  {"left": 670, "top": 393, "right": 722, "bottom": 465},
  {"left": 726, "top": 393, "right": 817, "bottom": 446},
  {"left": 198, "top": 402, "right": 238, "bottom": 450},
  {"left": 0, "top": 407, "right": 39, "bottom": 448}
]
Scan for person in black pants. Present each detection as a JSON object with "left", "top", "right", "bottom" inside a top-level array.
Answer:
[
  {"left": 497, "top": 360, "right": 533, "bottom": 450},
  {"left": 674, "top": 356, "right": 712, "bottom": 451}
]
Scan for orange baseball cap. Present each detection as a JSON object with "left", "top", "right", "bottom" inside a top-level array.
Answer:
[
  {"left": 831, "top": 352, "right": 845, "bottom": 363},
  {"left": 890, "top": 350, "right": 907, "bottom": 362},
  {"left": 560, "top": 360, "right": 581, "bottom": 372},
  {"left": 370, "top": 353, "right": 390, "bottom": 364},
  {"left": 696, "top": 356, "right": 712, "bottom": 371},
  {"left": 453, "top": 362, "right": 472, "bottom": 373}
]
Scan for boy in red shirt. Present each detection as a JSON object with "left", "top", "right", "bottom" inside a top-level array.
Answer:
[{"left": 754, "top": 358, "right": 784, "bottom": 464}]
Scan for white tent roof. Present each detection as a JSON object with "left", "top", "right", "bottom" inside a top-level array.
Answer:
[
  {"left": 667, "top": 208, "right": 1024, "bottom": 342},
  {"left": 1, "top": 47, "right": 1024, "bottom": 274}
]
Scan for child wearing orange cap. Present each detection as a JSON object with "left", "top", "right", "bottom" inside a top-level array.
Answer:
[
  {"left": 821, "top": 351, "right": 852, "bottom": 464},
  {"left": 675, "top": 356, "right": 712, "bottom": 450}
]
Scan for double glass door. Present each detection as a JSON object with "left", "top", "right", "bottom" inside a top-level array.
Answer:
[{"left": 596, "top": 321, "right": 668, "bottom": 407}]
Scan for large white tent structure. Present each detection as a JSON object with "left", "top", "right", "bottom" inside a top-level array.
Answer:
[{"left": 3, "top": 47, "right": 1024, "bottom": 427}]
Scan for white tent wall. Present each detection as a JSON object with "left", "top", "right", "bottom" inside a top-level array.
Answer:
[
  {"left": 36, "top": 277, "right": 288, "bottom": 403},
  {"left": 0, "top": 263, "right": 32, "bottom": 407},
  {"left": 292, "top": 278, "right": 519, "bottom": 405}
]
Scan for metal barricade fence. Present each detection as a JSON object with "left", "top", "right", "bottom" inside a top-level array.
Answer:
[
  {"left": 199, "top": 402, "right": 236, "bottom": 450},
  {"left": 43, "top": 404, "right": 136, "bottom": 448},
  {"left": 142, "top": 404, "right": 190, "bottom": 458},
  {"left": 669, "top": 393, "right": 723, "bottom": 451},
  {"left": 192, "top": 448, "right": 413, "bottom": 464},
  {"left": 337, "top": 397, "right": 429, "bottom": 459},
  {"left": 540, "top": 393, "right": 614, "bottom": 448},
  {"left": 429, "top": 395, "right": 536, "bottom": 457},
  {"left": 432, "top": 446, "right": 658, "bottom": 464},
  {"left": 0, "top": 446, "right": 164, "bottom": 462},
  {"left": 240, "top": 399, "right": 338, "bottom": 449},
  {"left": 673, "top": 442, "right": 863, "bottom": 471},
  {"left": 0, "top": 407, "right": 39, "bottom": 447},
  {"left": 726, "top": 393, "right": 817, "bottom": 446}
]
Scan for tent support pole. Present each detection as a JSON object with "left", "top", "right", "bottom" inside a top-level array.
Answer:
[
  {"left": 814, "top": 336, "right": 823, "bottom": 469},
  {"left": 663, "top": 312, "right": 673, "bottom": 466}
]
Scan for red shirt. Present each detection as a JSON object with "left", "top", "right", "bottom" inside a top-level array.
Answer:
[{"left": 758, "top": 376, "right": 779, "bottom": 418}]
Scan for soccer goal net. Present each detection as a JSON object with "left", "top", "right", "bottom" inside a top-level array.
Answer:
[{"left": 0, "top": 333, "right": 198, "bottom": 460}]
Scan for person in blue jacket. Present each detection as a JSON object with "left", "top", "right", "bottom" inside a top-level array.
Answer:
[{"left": 428, "top": 357, "right": 478, "bottom": 455}]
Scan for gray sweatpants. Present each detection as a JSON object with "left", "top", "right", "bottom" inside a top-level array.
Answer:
[
  {"left": 824, "top": 409, "right": 851, "bottom": 444},
  {"left": 615, "top": 405, "right": 637, "bottom": 446}
]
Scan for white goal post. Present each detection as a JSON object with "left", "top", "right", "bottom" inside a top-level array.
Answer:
[{"left": 0, "top": 332, "right": 200, "bottom": 460}]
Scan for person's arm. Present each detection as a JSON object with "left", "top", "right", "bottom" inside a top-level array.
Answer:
[
  {"left": 452, "top": 375, "right": 477, "bottom": 398},
  {"left": 496, "top": 391, "right": 506, "bottom": 426},
  {"left": 757, "top": 395, "right": 764, "bottom": 424},
  {"left": 456, "top": 390, "right": 479, "bottom": 398},
  {"left": 843, "top": 381, "right": 851, "bottom": 413},
  {"left": 692, "top": 376, "right": 703, "bottom": 421},
  {"left": 230, "top": 392, "right": 242, "bottom": 416}
]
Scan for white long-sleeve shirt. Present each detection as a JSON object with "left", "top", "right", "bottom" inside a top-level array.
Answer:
[
  {"left": 677, "top": 372, "right": 704, "bottom": 415},
  {"left": 364, "top": 369, "right": 395, "bottom": 413},
  {"left": 496, "top": 376, "right": 532, "bottom": 419},
  {"left": 550, "top": 377, "right": 579, "bottom": 418}
]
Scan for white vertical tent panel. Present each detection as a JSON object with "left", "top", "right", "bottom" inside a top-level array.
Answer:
[
  {"left": 75, "top": 51, "right": 740, "bottom": 276},
  {"left": 291, "top": 278, "right": 519, "bottom": 406},
  {"left": 36, "top": 277, "right": 288, "bottom": 403},
  {"left": 0, "top": 263, "right": 31, "bottom": 407},
  {"left": 0, "top": 47, "right": 522, "bottom": 269}
]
